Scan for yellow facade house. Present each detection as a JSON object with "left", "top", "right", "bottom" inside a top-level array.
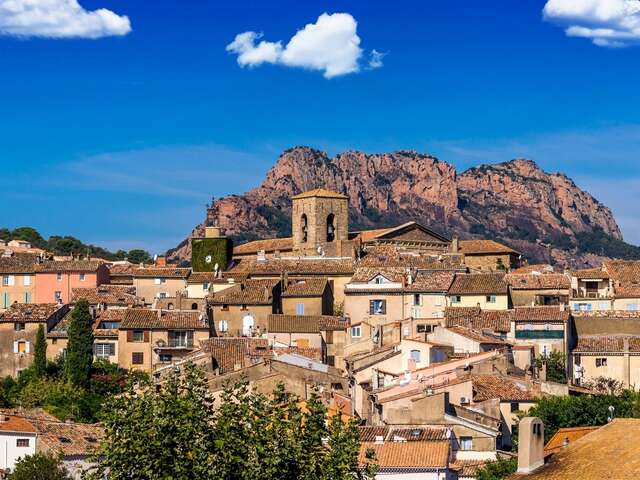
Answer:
[{"left": 447, "top": 273, "right": 510, "bottom": 310}]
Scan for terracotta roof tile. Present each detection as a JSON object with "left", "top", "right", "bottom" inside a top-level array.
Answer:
[
  {"left": 318, "top": 316, "right": 350, "bottom": 331},
  {"left": 359, "top": 441, "right": 450, "bottom": 469},
  {"left": 0, "top": 253, "right": 38, "bottom": 274},
  {"left": 358, "top": 246, "right": 464, "bottom": 269},
  {"left": 505, "top": 273, "right": 570, "bottom": 290},
  {"left": 282, "top": 278, "right": 328, "bottom": 297},
  {"left": 448, "top": 273, "right": 508, "bottom": 295},
  {"left": 573, "top": 335, "right": 640, "bottom": 353},
  {"left": 571, "top": 268, "right": 609, "bottom": 279},
  {"left": 132, "top": 267, "right": 191, "bottom": 279},
  {"left": 0, "top": 415, "right": 36, "bottom": 433},
  {"left": 291, "top": 188, "right": 347, "bottom": 199},
  {"left": 513, "top": 306, "right": 570, "bottom": 322},
  {"left": 199, "top": 337, "right": 269, "bottom": 373},
  {"left": 544, "top": 426, "right": 599, "bottom": 456},
  {"left": 233, "top": 237, "right": 293, "bottom": 255},
  {"left": 509, "top": 419, "right": 640, "bottom": 480},
  {"left": 472, "top": 374, "right": 537, "bottom": 402},
  {"left": 350, "top": 266, "right": 407, "bottom": 284},
  {"left": 447, "top": 326, "right": 507, "bottom": 345},
  {"left": 0, "top": 303, "right": 66, "bottom": 323},
  {"left": 120, "top": 308, "right": 208, "bottom": 330},
  {"left": 229, "top": 258, "right": 355, "bottom": 276},
  {"left": 186, "top": 272, "right": 221, "bottom": 284},
  {"left": 268, "top": 314, "right": 326, "bottom": 333},
  {"left": 407, "top": 271, "right": 456, "bottom": 292},
  {"left": 388, "top": 427, "right": 450, "bottom": 442},
  {"left": 445, "top": 307, "right": 512, "bottom": 333},
  {"left": 71, "top": 286, "right": 140, "bottom": 306},
  {"left": 33, "top": 421, "right": 104, "bottom": 457},
  {"left": 511, "top": 264, "right": 555, "bottom": 274},
  {"left": 358, "top": 426, "right": 389, "bottom": 442},
  {"left": 34, "top": 260, "right": 104, "bottom": 273},
  {"left": 108, "top": 263, "right": 136, "bottom": 275},
  {"left": 459, "top": 239, "right": 519, "bottom": 255},
  {"left": 273, "top": 346, "right": 322, "bottom": 361},
  {"left": 209, "top": 279, "right": 279, "bottom": 305}
]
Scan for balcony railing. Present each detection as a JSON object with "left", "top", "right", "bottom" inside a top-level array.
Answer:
[{"left": 167, "top": 338, "right": 194, "bottom": 348}]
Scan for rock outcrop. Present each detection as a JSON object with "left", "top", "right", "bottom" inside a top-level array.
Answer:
[{"left": 169, "top": 147, "right": 633, "bottom": 267}]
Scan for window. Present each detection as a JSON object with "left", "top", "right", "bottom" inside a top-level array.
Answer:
[
  {"left": 2, "top": 275, "right": 9, "bottom": 286},
  {"left": 544, "top": 323, "right": 552, "bottom": 331},
  {"left": 158, "top": 292, "right": 167, "bottom": 299},
  {"left": 369, "top": 299, "right": 386, "bottom": 315},
  {"left": 596, "top": 357, "right": 608, "bottom": 367},
  {"left": 167, "top": 303, "right": 175, "bottom": 310},
  {"left": 159, "top": 354, "right": 172, "bottom": 363},
  {"left": 2, "top": 275, "right": 14, "bottom": 286},
  {"left": 24, "top": 292, "right": 31, "bottom": 303},
  {"left": 301, "top": 214, "right": 308, "bottom": 243},
  {"left": 451, "top": 295, "right": 461, "bottom": 304},
  {"left": 170, "top": 330, "right": 193, "bottom": 348},
  {"left": 56, "top": 273, "right": 62, "bottom": 281},
  {"left": 434, "top": 296, "right": 443, "bottom": 307},
  {"left": 373, "top": 276, "right": 386, "bottom": 284},
  {"left": 413, "top": 294, "right": 421, "bottom": 306},
  {"left": 203, "top": 282, "right": 210, "bottom": 291},
  {"left": 132, "top": 352, "right": 144, "bottom": 365},
  {"left": 598, "top": 302, "right": 608, "bottom": 311},
  {"left": 14, "top": 322, "right": 25, "bottom": 331},
  {"left": 459, "top": 436, "right": 473, "bottom": 451},
  {"left": 218, "top": 320, "right": 228, "bottom": 332},
  {"left": 79, "top": 273, "right": 86, "bottom": 281},
  {"left": 221, "top": 304, "right": 229, "bottom": 311},
  {"left": 16, "top": 439, "right": 30, "bottom": 447},
  {"left": 326, "top": 214, "right": 335, "bottom": 242},
  {"left": 240, "top": 304, "right": 248, "bottom": 311},
  {"left": 417, "top": 324, "right": 433, "bottom": 334},
  {"left": 16, "top": 341, "right": 27, "bottom": 354},
  {"left": 410, "top": 350, "right": 421, "bottom": 363},
  {"left": 575, "top": 303, "right": 592, "bottom": 311},
  {"left": 486, "top": 295, "right": 497, "bottom": 303},
  {"left": 54, "top": 291, "right": 62, "bottom": 302},
  {"left": 23, "top": 275, "right": 31, "bottom": 286},
  {"left": 628, "top": 303, "right": 639, "bottom": 311},
  {"left": 51, "top": 338, "right": 57, "bottom": 345},
  {"left": 510, "top": 402, "right": 520, "bottom": 412},
  {"left": 296, "top": 303, "right": 305, "bottom": 315},
  {"left": 100, "top": 321, "right": 120, "bottom": 330},
  {"left": 132, "top": 330, "right": 144, "bottom": 342},
  {"left": 94, "top": 343, "right": 115, "bottom": 358},
  {"left": 191, "top": 303, "right": 198, "bottom": 310},
  {"left": 2, "top": 292, "right": 9, "bottom": 308},
  {"left": 351, "top": 325, "right": 362, "bottom": 338}
]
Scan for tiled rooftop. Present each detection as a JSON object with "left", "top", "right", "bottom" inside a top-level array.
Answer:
[
  {"left": 228, "top": 257, "right": 355, "bottom": 275},
  {"left": 120, "top": 308, "right": 208, "bottom": 330},
  {"left": 71, "top": 285, "right": 139, "bottom": 306},
  {"left": 268, "top": 314, "right": 328, "bottom": 334},
  {"left": 471, "top": 374, "right": 537, "bottom": 402},
  {"left": 513, "top": 306, "right": 570, "bottom": 322},
  {"left": 0, "top": 253, "right": 38, "bottom": 274},
  {"left": 209, "top": 279, "right": 279, "bottom": 305},
  {"left": 233, "top": 237, "right": 293, "bottom": 255},
  {"left": 505, "top": 273, "right": 570, "bottom": 290},
  {"left": 359, "top": 441, "right": 450, "bottom": 469},
  {"left": 0, "top": 303, "right": 65, "bottom": 323},
  {"left": 132, "top": 267, "right": 191, "bottom": 279},
  {"left": 573, "top": 335, "right": 640, "bottom": 353},
  {"left": 282, "top": 278, "right": 328, "bottom": 297},
  {"left": 448, "top": 273, "right": 508, "bottom": 295},
  {"left": 445, "top": 307, "right": 512, "bottom": 333},
  {"left": 458, "top": 239, "right": 519, "bottom": 255},
  {"left": 34, "top": 260, "right": 104, "bottom": 273}
]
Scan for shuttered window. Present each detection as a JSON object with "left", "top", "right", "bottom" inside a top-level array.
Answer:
[{"left": 369, "top": 300, "right": 386, "bottom": 315}]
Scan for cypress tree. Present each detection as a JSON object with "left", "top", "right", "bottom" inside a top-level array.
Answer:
[
  {"left": 64, "top": 299, "right": 94, "bottom": 388},
  {"left": 33, "top": 323, "right": 47, "bottom": 378}
]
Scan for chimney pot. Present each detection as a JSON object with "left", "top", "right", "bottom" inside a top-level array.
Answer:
[{"left": 517, "top": 417, "right": 545, "bottom": 474}]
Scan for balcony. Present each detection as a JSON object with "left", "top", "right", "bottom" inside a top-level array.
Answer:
[{"left": 572, "top": 289, "right": 612, "bottom": 300}]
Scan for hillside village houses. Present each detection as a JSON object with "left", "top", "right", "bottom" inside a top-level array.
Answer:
[{"left": 2, "top": 187, "right": 640, "bottom": 478}]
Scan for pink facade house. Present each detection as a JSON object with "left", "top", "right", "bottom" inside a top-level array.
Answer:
[{"left": 34, "top": 260, "right": 109, "bottom": 304}]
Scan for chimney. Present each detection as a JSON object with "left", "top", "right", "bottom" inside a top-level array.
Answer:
[
  {"left": 451, "top": 236, "right": 459, "bottom": 254},
  {"left": 205, "top": 226, "right": 222, "bottom": 238},
  {"left": 155, "top": 255, "right": 167, "bottom": 267},
  {"left": 517, "top": 417, "right": 545, "bottom": 474}
]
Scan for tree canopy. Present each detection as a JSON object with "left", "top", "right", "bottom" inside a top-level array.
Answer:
[
  {"left": 65, "top": 299, "right": 94, "bottom": 388},
  {"left": 87, "top": 364, "right": 376, "bottom": 480},
  {"left": 7, "top": 452, "right": 72, "bottom": 480}
]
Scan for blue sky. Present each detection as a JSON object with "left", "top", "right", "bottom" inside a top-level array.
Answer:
[{"left": 1, "top": 0, "right": 639, "bottom": 253}]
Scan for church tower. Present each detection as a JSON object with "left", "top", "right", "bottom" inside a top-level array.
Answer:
[{"left": 291, "top": 189, "right": 349, "bottom": 257}]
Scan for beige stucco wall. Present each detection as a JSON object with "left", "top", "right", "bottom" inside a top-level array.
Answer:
[
  {"left": 212, "top": 304, "right": 273, "bottom": 336},
  {"left": 282, "top": 296, "right": 323, "bottom": 316},
  {"left": 186, "top": 283, "right": 210, "bottom": 299},
  {"left": 0, "top": 322, "right": 39, "bottom": 377},
  {"left": 0, "top": 274, "right": 35, "bottom": 309},
  {"left": 403, "top": 293, "right": 447, "bottom": 319},
  {"left": 344, "top": 293, "right": 405, "bottom": 326},
  {"left": 268, "top": 332, "right": 322, "bottom": 349},
  {"left": 133, "top": 277, "right": 187, "bottom": 305},
  {"left": 448, "top": 294, "right": 509, "bottom": 310},
  {"left": 575, "top": 354, "right": 640, "bottom": 389},
  {"left": 463, "top": 253, "right": 516, "bottom": 271},
  {"left": 613, "top": 298, "right": 640, "bottom": 310}
]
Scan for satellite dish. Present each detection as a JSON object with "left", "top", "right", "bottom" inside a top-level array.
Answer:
[
  {"left": 214, "top": 263, "right": 219, "bottom": 272},
  {"left": 205, "top": 255, "right": 212, "bottom": 264}
]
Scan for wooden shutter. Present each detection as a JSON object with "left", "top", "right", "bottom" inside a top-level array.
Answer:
[
  {"left": 381, "top": 300, "right": 387, "bottom": 314},
  {"left": 127, "top": 330, "right": 133, "bottom": 342},
  {"left": 143, "top": 330, "right": 150, "bottom": 342},
  {"left": 109, "top": 343, "right": 116, "bottom": 356},
  {"left": 369, "top": 300, "right": 375, "bottom": 315}
]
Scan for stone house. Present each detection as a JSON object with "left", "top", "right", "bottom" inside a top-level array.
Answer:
[
  {"left": 447, "top": 273, "right": 510, "bottom": 310},
  {"left": 0, "top": 252, "right": 37, "bottom": 309},
  {"left": 208, "top": 278, "right": 281, "bottom": 337},
  {"left": 319, "top": 315, "right": 350, "bottom": 370},
  {"left": 569, "top": 267, "right": 613, "bottom": 312},
  {"left": 117, "top": 308, "right": 210, "bottom": 372},
  {"left": 267, "top": 313, "right": 325, "bottom": 350},
  {"left": 0, "top": 303, "right": 68, "bottom": 377},
  {"left": 131, "top": 267, "right": 191, "bottom": 306},
  {"left": 281, "top": 277, "right": 333, "bottom": 316},
  {"left": 509, "top": 306, "right": 571, "bottom": 359},
  {"left": 604, "top": 260, "right": 640, "bottom": 311},
  {"left": 505, "top": 273, "right": 570, "bottom": 307},
  {"left": 428, "top": 325, "right": 508, "bottom": 354},
  {"left": 458, "top": 239, "right": 521, "bottom": 271}
]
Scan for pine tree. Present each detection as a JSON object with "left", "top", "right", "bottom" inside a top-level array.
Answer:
[
  {"left": 33, "top": 323, "right": 47, "bottom": 378},
  {"left": 64, "top": 299, "right": 94, "bottom": 388}
]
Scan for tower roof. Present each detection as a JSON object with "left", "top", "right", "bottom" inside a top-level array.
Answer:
[{"left": 292, "top": 188, "right": 347, "bottom": 200}]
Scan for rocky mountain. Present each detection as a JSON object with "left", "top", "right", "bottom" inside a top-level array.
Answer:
[{"left": 169, "top": 147, "right": 639, "bottom": 267}]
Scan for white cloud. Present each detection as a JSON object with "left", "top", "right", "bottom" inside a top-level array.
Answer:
[
  {"left": 368, "top": 49, "right": 386, "bottom": 69},
  {"left": 0, "top": 0, "right": 131, "bottom": 39},
  {"left": 543, "top": 0, "right": 640, "bottom": 47},
  {"left": 226, "top": 12, "right": 381, "bottom": 78}
]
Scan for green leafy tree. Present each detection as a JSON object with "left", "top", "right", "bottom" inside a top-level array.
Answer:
[
  {"left": 10, "top": 227, "right": 47, "bottom": 249},
  {"left": 476, "top": 457, "right": 517, "bottom": 480},
  {"left": 88, "top": 365, "right": 375, "bottom": 480},
  {"left": 34, "top": 324, "right": 47, "bottom": 378},
  {"left": 7, "top": 452, "right": 71, "bottom": 480},
  {"left": 126, "top": 249, "right": 152, "bottom": 264},
  {"left": 535, "top": 351, "right": 566, "bottom": 383},
  {"left": 65, "top": 299, "right": 94, "bottom": 388}
]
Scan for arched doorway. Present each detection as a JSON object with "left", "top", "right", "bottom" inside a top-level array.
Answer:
[{"left": 242, "top": 314, "right": 255, "bottom": 336}]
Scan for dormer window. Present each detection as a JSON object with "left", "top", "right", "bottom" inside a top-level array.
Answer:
[{"left": 371, "top": 275, "right": 388, "bottom": 285}]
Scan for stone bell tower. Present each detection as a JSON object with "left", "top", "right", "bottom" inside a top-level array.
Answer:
[{"left": 291, "top": 189, "right": 349, "bottom": 257}]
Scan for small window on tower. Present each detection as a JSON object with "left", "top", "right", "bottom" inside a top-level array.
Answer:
[
  {"left": 326, "top": 214, "right": 335, "bottom": 242},
  {"left": 301, "top": 214, "right": 308, "bottom": 243}
]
